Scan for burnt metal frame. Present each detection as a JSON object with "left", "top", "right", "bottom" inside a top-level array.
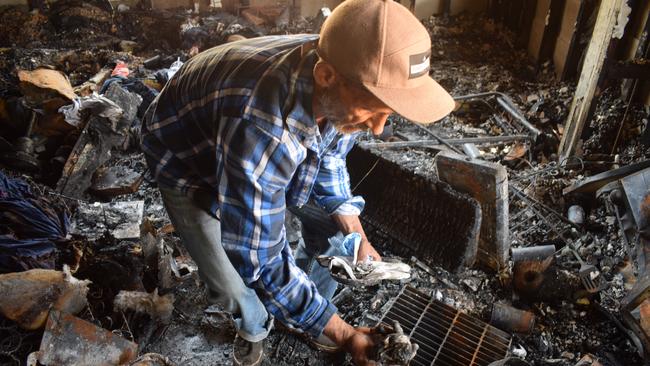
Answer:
[
  {"left": 453, "top": 92, "right": 541, "bottom": 142},
  {"left": 621, "top": 276, "right": 650, "bottom": 359},
  {"left": 378, "top": 286, "right": 512, "bottom": 366},
  {"left": 359, "top": 135, "right": 531, "bottom": 150},
  {"left": 509, "top": 185, "right": 580, "bottom": 245},
  {"left": 361, "top": 92, "right": 538, "bottom": 155},
  {"left": 614, "top": 168, "right": 650, "bottom": 359}
]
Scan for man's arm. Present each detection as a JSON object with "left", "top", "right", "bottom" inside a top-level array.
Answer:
[
  {"left": 311, "top": 133, "right": 381, "bottom": 261},
  {"left": 220, "top": 124, "right": 379, "bottom": 363},
  {"left": 219, "top": 122, "right": 336, "bottom": 336}
]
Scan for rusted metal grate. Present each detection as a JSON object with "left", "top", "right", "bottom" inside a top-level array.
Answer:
[
  {"left": 380, "top": 286, "right": 512, "bottom": 366},
  {"left": 348, "top": 147, "right": 481, "bottom": 272}
]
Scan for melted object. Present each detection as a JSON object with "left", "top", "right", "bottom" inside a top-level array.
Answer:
[{"left": 376, "top": 321, "right": 419, "bottom": 366}]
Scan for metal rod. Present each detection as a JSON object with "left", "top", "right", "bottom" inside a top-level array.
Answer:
[
  {"left": 413, "top": 123, "right": 465, "bottom": 154},
  {"left": 401, "top": 292, "right": 509, "bottom": 341},
  {"left": 26, "top": 110, "right": 37, "bottom": 137},
  {"left": 432, "top": 311, "right": 461, "bottom": 366},
  {"left": 495, "top": 96, "right": 541, "bottom": 141},
  {"left": 360, "top": 135, "right": 531, "bottom": 149},
  {"left": 470, "top": 326, "right": 488, "bottom": 365},
  {"left": 453, "top": 92, "right": 505, "bottom": 101},
  {"left": 453, "top": 92, "right": 541, "bottom": 140},
  {"left": 491, "top": 114, "right": 514, "bottom": 134}
]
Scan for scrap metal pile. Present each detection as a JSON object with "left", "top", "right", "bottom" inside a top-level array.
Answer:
[{"left": 0, "top": 1, "right": 649, "bottom": 366}]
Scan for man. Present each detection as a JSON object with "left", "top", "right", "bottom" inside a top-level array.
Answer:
[{"left": 140, "top": 0, "right": 454, "bottom": 365}]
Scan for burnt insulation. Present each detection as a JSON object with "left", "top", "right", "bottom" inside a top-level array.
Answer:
[{"left": 347, "top": 147, "right": 481, "bottom": 272}]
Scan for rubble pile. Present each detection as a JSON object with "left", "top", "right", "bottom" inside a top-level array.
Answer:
[
  {"left": 583, "top": 89, "right": 650, "bottom": 162},
  {"left": 357, "top": 13, "right": 649, "bottom": 366},
  {"left": 0, "top": 1, "right": 649, "bottom": 366},
  {"left": 0, "top": 6, "right": 50, "bottom": 48}
]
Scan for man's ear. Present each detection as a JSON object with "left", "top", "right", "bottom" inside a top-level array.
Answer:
[{"left": 313, "top": 60, "right": 338, "bottom": 89}]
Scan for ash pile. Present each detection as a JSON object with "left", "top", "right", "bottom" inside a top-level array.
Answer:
[{"left": 0, "top": 1, "right": 649, "bottom": 366}]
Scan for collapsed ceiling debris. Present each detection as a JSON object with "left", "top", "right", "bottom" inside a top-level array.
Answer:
[{"left": 1, "top": 0, "right": 650, "bottom": 365}]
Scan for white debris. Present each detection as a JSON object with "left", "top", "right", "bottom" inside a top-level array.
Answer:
[
  {"left": 613, "top": 2, "right": 632, "bottom": 39},
  {"left": 511, "top": 344, "right": 527, "bottom": 358}
]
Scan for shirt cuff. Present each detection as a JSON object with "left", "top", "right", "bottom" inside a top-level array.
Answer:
[
  {"left": 331, "top": 196, "right": 365, "bottom": 216},
  {"left": 304, "top": 299, "right": 338, "bottom": 338}
]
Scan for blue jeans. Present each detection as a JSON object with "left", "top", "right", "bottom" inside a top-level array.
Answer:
[
  {"left": 289, "top": 204, "right": 345, "bottom": 302},
  {"left": 161, "top": 188, "right": 344, "bottom": 340},
  {"left": 159, "top": 187, "right": 272, "bottom": 342}
]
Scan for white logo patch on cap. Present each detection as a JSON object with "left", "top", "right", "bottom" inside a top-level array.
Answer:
[{"left": 409, "top": 51, "right": 431, "bottom": 79}]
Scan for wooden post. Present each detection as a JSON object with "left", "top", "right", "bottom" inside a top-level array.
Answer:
[
  {"left": 558, "top": 0, "right": 627, "bottom": 162},
  {"left": 553, "top": 0, "right": 588, "bottom": 80},
  {"left": 527, "top": 0, "right": 564, "bottom": 64}
]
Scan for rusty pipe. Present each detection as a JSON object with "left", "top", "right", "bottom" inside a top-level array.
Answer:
[
  {"left": 490, "top": 303, "right": 536, "bottom": 334},
  {"left": 511, "top": 245, "right": 556, "bottom": 264}
]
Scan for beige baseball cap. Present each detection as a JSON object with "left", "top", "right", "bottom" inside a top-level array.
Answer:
[{"left": 317, "top": 0, "right": 455, "bottom": 124}]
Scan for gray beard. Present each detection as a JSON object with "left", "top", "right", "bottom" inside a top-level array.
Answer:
[
  {"left": 316, "top": 87, "right": 370, "bottom": 134},
  {"left": 317, "top": 89, "right": 346, "bottom": 129}
]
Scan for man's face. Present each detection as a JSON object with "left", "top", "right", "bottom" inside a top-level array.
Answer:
[{"left": 317, "top": 78, "right": 393, "bottom": 135}]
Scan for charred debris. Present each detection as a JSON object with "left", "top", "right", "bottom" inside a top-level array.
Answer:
[{"left": 1, "top": 0, "right": 650, "bottom": 365}]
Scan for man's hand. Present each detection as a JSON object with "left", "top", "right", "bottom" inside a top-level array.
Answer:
[
  {"left": 357, "top": 240, "right": 381, "bottom": 262},
  {"left": 323, "top": 314, "right": 378, "bottom": 365},
  {"left": 331, "top": 214, "right": 382, "bottom": 262},
  {"left": 346, "top": 327, "right": 380, "bottom": 366}
]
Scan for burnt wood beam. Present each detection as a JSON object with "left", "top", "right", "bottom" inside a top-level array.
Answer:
[
  {"left": 558, "top": 0, "right": 627, "bottom": 163},
  {"left": 608, "top": 59, "right": 650, "bottom": 79}
]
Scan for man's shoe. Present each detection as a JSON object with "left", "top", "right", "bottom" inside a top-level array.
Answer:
[{"left": 232, "top": 334, "right": 264, "bottom": 366}]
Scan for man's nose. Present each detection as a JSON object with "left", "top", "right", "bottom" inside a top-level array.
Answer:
[{"left": 367, "top": 114, "right": 390, "bottom": 135}]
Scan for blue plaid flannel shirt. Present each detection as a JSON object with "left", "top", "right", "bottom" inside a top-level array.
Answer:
[{"left": 140, "top": 35, "right": 365, "bottom": 336}]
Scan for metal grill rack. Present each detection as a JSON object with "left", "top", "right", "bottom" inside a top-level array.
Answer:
[
  {"left": 508, "top": 184, "right": 578, "bottom": 245},
  {"left": 379, "top": 286, "right": 512, "bottom": 366}
]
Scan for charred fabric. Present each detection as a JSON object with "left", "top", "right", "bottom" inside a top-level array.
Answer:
[{"left": 1, "top": 1, "right": 650, "bottom": 366}]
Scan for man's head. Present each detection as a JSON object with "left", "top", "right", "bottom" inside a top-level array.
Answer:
[
  {"left": 313, "top": 59, "right": 393, "bottom": 135},
  {"left": 314, "top": 0, "right": 455, "bottom": 133}
]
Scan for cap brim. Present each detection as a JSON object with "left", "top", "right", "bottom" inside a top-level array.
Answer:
[{"left": 364, "top": 77, "right": 455, "bottom": 124}]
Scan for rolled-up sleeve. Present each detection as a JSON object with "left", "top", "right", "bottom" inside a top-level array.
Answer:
[
  {"left": 219, "top": 120, "right": 336, "bottom": 337},
  {"left": 311, "top": 134, "right": 365, "bottom": 215}
]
